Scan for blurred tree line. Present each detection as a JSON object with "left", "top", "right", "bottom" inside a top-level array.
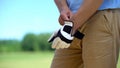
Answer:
[{"left": 0, "top": 33, "right": 53, "bottom": 52}]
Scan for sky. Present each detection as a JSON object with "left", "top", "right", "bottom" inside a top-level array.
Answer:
[{"left": 0, "top": 0, "right": 60, "bottom": 40}]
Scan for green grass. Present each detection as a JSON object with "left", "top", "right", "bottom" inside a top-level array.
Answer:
[
  {"left": 0, "top": 52, "right": 120, "bottom": 68},
  {"left": 118, "top": 56, "right": 120, "bottom": 68},
  {"left": 0, "top": 52, "right": 54, "bottom": 68}
]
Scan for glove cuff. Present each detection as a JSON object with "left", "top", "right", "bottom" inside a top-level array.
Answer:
[{"left": 57, "top": 30, "right": 73, "bottom": 43}]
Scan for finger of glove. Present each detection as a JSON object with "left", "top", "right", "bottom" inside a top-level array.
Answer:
[
  {"left": 60, "top": 44, "right": 66, "bottom": 49},
  {"left": 56, "top": 40, "right": 66, "bottom": 49},
  {"left": 55, "top": 42, "right": 70, "bottom": 49},
  {"left": 55, "top": 38, "right": 65, "bottom": 49},
  {"left": 56, "top": 41, "right": 62, "bottom": 49},
  {"left": 62, "top": 42, "right": 70, "bottom": 49},
  {"left": 52, "top": 37, "right": 62, "bottom": 49},
  {"left": 60, "top": 41, "right": 68, "bottom": 49},
  {"left": 64, "top": 44, "right": 70, "bottom": 48},
  {"left": 52, "top": 38, "right": 59, "bottom": 49},
  {"left": 56, "top": 42, "right": 62, "bottom": 49}
]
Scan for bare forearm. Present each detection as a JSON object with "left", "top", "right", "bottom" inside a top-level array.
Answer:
[
  {"left": 73, "top": 0, "right": 103, "bottom": 25},
  {"left": 71, "top": 0, "right": 103, "bottom": 34},
  {"left": 54, "top": 0, "right": 69, "bottom": 12}
]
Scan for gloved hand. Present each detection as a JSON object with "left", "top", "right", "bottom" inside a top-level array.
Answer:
[{"left": 48, "top": 21, "right": 84, "bottom": 49}]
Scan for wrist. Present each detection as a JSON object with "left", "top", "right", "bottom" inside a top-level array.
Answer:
[
  {"left": 59, "top": 7, "right": 70, "bottom": 13},
  {"left": 70, "top": 14, "right": 82, "bottom": 35}
]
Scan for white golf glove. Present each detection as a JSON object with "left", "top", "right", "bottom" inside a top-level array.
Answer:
[{"left": 48, "top": 21, "right": 84, "bottom": 49}]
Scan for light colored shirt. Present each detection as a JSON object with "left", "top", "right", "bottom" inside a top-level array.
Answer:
[{"left": 67, "top": 0, "right": 120, "bottom": 13}]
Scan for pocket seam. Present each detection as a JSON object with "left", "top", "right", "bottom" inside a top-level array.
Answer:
[{"left": 103, "top": 14, "right": 112, "bottom": 34}]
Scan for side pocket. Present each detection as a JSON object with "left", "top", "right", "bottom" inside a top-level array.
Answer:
[
  {"left": 69, "top": 38, "right": 82, "bottom": 49},
  {"left": 103, "top": 12, "right": 112, "bottom": 34}
]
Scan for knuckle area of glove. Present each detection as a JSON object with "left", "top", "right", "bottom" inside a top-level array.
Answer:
[{"left": 69, "top": 38, "right": 82, "bottom": 49}]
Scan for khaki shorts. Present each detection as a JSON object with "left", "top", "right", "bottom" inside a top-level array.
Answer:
[{"left": 51, "top": 9, "right": 120, "bottom": 68}]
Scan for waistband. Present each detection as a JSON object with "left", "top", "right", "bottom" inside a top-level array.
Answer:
[
  {"left": 96, "top": 8, "right": 120, "bottom": 14},
  {"left": 99, "top": 8, "right": 120, "bottom": 12}
]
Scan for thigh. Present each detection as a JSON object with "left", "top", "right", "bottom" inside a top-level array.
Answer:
[
  {"left": 82, "top": 11, "right": 118, "bottom": 68},
  {"left": 51, "top": 38, "right": 83, "bottom": 68}
]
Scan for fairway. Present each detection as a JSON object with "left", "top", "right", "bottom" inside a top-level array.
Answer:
[
  {"left": 0, "top": 52, "right": 54, "bottom": 68},
  {"left": 0, "top": 52, "right": 120, "bottom": 68}
]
